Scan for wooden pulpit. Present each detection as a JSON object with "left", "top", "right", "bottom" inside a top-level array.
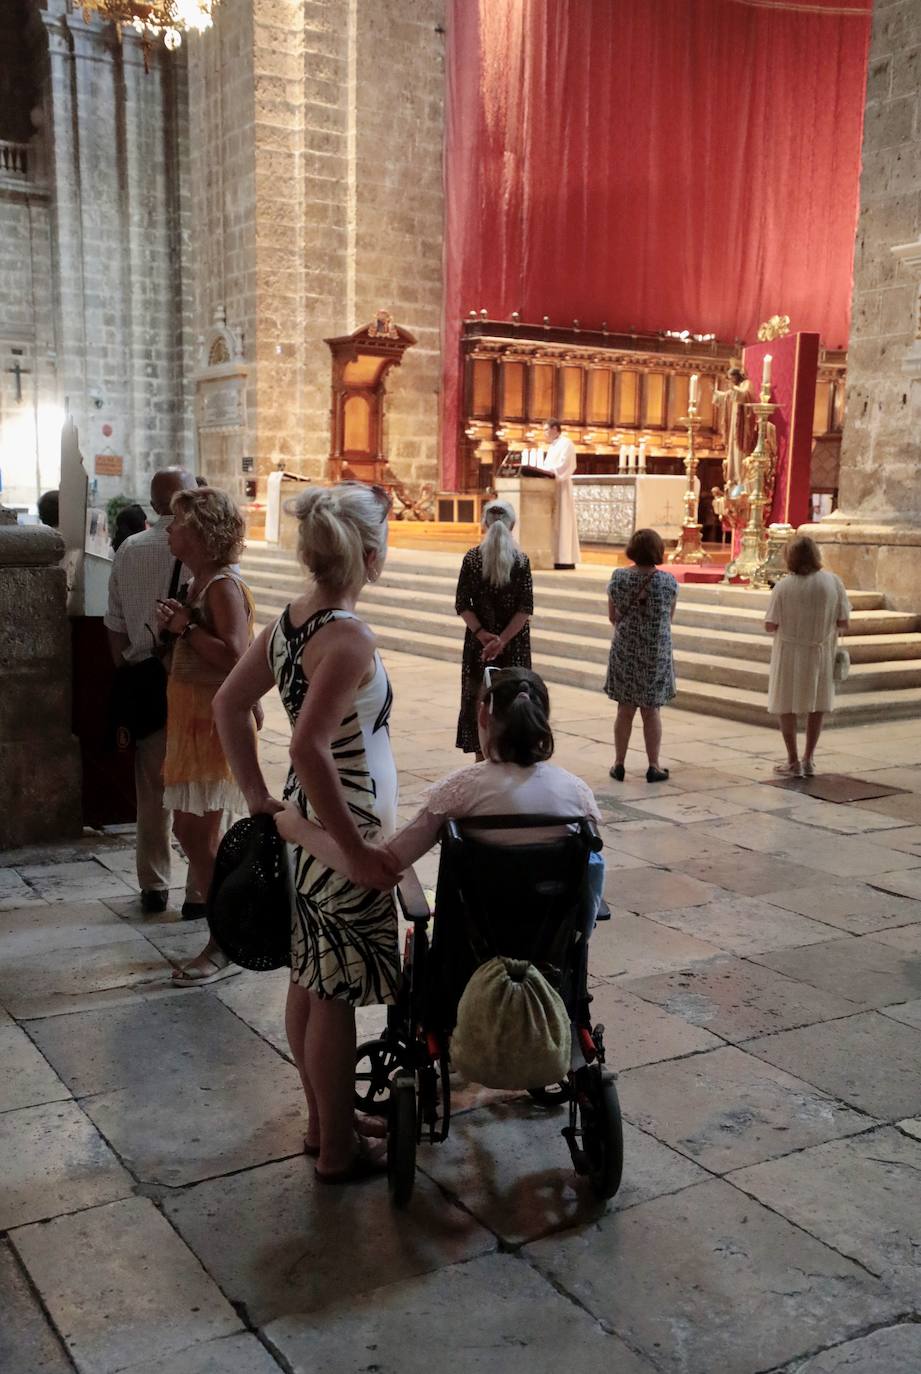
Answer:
[{"left": 325, "top": 312, "right": 416, "bottom": 484}]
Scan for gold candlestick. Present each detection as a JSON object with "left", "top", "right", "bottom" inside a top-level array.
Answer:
[
  {"left": 668, "top": 408, "right": 708, "bottom": 565},
  {"left": 723, "top": 389, "right": 778, "bottom": 583}
]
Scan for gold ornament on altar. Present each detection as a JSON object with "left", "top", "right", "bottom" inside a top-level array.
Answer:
[
  {"left": 80, "top": 0, "right": 218, "bottom": 59},
  {"left": 668, "top": 373, "right": 709, "bottom": 565},
  {"left": 756, "top": 315, "right": 791, "bottom": 342},
  {"left": 723, "top": 377, "right": 779, "bottom": 584}
]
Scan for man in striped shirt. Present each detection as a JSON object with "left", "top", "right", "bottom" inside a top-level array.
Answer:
[{"left": 105, "top": 467, "right": 199, "bottom": 914}]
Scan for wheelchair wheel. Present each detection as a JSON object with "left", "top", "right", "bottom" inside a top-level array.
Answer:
[
  {"left": 580, "top": 1073, "right": 623, "bottom": 1201},
  {"left": 528, "top": 1080, "right": 573, "bottom": 1108},
  {"left": 355, "top": 1037, "right": 403, "bottom": 1115},
  {"left": 388, "top": 1075, "right": 417, "bottom": 1208}
]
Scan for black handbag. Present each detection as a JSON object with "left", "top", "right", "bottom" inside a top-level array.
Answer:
[
  {"left": 207, "top": 814, "right": 292, "bottom": 971},
  {"left": 107, "top": 559, "right": 182, "bottom": 748}
]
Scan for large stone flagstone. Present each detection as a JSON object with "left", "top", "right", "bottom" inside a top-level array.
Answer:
[
  {"left": 0, "top": 938, "right": 170, "bottom": 1020},
  {"left": 622, "top": 954, "right": 862, "bottom": 1043},
  {"left": 265, "top": 1251, "right": 657, "bottom": 1374},
  {"left": 82, "top": 1062, "right": 307, "bottom": 1187},
  {"left": 13, "top": 860, "right": 135, "bottom": 903},
  {"left": 646, "top": 892, "right": 834, "bottom": 956},
  {"left": 525, "top": 1178, "right": 901, "bottom": 1374},
  {"left": 588, "top": 983, "right": 723, "bottom": 1067},
  {"left": 601, "top": 865, "right": 720, "bottom": 913},
  {"left": 120, "top": 1333, "right": 284, "bottom": 1374},
  {"left": 0, "top": 1241, "right": 72, "bottom": 1373},
  {"left": 589, "top": 911, "right": 723, "bottom": 980},
  {"left": 162, "top": 1156, "right": 495, "bottom": 1324},
  {"left": 881, "top": 996, "right": 921, "bottom": 1030},
  {"left": 27, "top": 991, "right": 292, "bottom": 1097},
  {"left": 773, "top": 834, "right": 921, "bottom": 880},
  {"left": 730, "top": 1126, "right": 921, "bottom": 1291},
  {"left": 750, "top": 935, "right": 921, "bottom": 1009},
  {"left": 744, "top": 1012, "right": 921, "bottom": 1120},
  {"left": 416, "top": 1100, "right": 708, "bottom": 1245},
  {"left": 0, "top": 1099, "right": 133, "bottom": 1230},
  {"left": 0, "top": 867, "right": 46, "bottom": 910},
  {"left": 0, "top": 899, "right": 144, "bottom": 960},
  {"left": 791, "top": 1325, "right": 921, "bottom": 1374},
  {"left": 668, "top": 848, "right": 826, "bottom": 898},
  {"left": 11, "top": 1197, "right": 241, "bottom": 1374},
  {"left": 617, "top": 1045, "right": 871, "bottom": 1173},
  {"left": 0, "top": 1023, "right": 71, "bottom": 1112},
  {"left": 758, "top": 880, "right": 921, "bottom": 935},
  {"left": 870, "top": 866, "right": 921, "bottom": 900}
]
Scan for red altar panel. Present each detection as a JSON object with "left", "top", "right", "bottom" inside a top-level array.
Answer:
[
  {"left": 443, "top": 0, "right": 870, "bottom": 489},
  {"left": 743, "top": 333, "right": 819, "bottom": 531}
]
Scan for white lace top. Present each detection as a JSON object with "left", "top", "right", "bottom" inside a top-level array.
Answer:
[{"left": 387, "top": 761, "right": 600, "bottom": 868}]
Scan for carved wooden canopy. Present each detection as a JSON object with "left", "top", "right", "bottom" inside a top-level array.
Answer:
[{"left": 325, "top": 314, "right": 416, "bottom": 483}]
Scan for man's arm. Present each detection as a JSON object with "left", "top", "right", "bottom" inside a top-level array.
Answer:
[{"left": 106, "top": 629, "right": 130, "bottom": 666}]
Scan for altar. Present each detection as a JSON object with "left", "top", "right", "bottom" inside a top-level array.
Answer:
[{"left": 573, "top": 474, "right": 695, "bottom": 545}]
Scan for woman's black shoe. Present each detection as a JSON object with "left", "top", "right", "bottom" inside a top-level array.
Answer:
[
  {"left": 646, "top": 766, "right": 670, "bottom": 783},
  {"left": 609, "top": 764, "right": 626, "bottom": 782},
  {"left": 181, "top": 901, "right": 207, "bottom": 921},
  {"left": 141, "top": 889, "right": 168, "bottom": 914}
]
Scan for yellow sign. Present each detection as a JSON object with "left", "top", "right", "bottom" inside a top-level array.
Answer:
[{"left": 94, "top": 453, "right": 124, "bottom": 476}]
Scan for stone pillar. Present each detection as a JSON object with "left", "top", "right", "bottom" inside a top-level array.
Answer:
[
  {"left": 809, "top": 0, "right": 921, "bottom": 609},
  {"left": 0, "top": 525, "right": 81, "bottom": 847}
]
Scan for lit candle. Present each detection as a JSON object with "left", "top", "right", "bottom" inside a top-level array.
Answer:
[
  {"left": 628, "top": 445, "right": 637, "bottom": 471},
  {"left": 762, "top": 354, "right": 772, "bottom": 391},
  {"left": 618, "top": 443, "right": 627, "bottom": 471},
  {"left": 638, "top": 440, "right": 647, "bottom": 471},
  {"left": 688, "top": 373, "right": 699, "bottom": 407}
]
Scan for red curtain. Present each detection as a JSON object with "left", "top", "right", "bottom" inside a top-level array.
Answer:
[{"left": 442, "top": 0, "right": 871, "bottom": 488}]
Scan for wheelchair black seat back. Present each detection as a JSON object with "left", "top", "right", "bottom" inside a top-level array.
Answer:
[
  {"left": 426, "top": 814, "right": 600, "bottom": 1034},
  {"left": 355, "top": 814, "right": 624, "bottom": 1209}
]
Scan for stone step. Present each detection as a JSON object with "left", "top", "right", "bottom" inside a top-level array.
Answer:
[{"left": 241, "top": 545, "right": 888, "bottom": 610}]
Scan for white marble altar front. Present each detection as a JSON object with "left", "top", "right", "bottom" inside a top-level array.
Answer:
[{"left": 573, "top": 474, "right": 694, "bottom": 544}]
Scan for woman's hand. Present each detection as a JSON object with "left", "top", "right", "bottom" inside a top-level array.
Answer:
[
  {"left": 347, "top": 841, "right": 404, "bottom": 892},
  {"left": 156, "top": 596, "right": 189, "bottom": 635},
  {"left": 250, "top": 793, "right": 286, "bottom": 818},
  {"left": 480, "top": 635, "right": 504, "bottom": 664}
]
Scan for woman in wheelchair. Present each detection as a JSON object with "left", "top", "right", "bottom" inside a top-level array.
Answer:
[
  {"left": 276, "top": 666, "right": 604, "bottom": 931},
  {"left": 276, "top": 668, "right": 620, "bottom": 1205}
]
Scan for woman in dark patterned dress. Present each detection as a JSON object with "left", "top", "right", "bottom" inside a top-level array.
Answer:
[
  {"left": 455, "top": 500, "right": 534, "bottom": 756},
  {"left": 214, "top": 482, "right": 401, "bottom": 1184},
  {"left": 604, "top": 527, "right": 678, "bottom": 784}
]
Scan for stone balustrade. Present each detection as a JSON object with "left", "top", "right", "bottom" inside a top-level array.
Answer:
[{"left": 0, "top": 140, "right": 29, "bottom": 178}]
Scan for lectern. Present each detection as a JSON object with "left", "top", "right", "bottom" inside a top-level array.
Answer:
[{"left": 495, "top": 472, "right": 555, "bottom": 571}]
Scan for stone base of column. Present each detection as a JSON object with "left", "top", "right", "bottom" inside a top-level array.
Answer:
[{"left": 802, "top": 514, "right": 921, "bottom": 612}]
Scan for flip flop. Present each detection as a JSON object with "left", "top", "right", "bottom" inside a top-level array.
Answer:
[
  {"left": 303, "top": 1114, "right": 387, "bottom": 1157},
  {"left": 315, "top": 1147, "right": 387, "bottom": 1185},
  {"left": 171, "top": 955, "right": 239, "bottom": 986}
]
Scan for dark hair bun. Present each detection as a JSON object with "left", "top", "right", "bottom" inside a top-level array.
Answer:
[{"left": 481, "top": 668, "right": 554, "bottom": 766}]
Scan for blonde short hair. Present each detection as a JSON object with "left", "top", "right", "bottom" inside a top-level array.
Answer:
[
  {"left": 290, "top": 482, "right": 390, "bottom": 591},
  {"left": 171, "top": 487, "right": 245, "bottom": 565},
  {"left": 785, "top": 535, "right": 822, "bottom": 576}
]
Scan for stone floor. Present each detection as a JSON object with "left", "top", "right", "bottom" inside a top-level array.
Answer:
[{"left": 2, "top": 652, "right": 921, "bottom": 1374}]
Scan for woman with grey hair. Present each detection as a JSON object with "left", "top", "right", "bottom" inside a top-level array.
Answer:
[{"left": 454, "top": 500, "right": 533, "bottom": 755}]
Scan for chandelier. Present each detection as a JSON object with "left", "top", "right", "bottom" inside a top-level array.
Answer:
[{"left": 79, "top": 1, "right": 219, "bottom": 53}]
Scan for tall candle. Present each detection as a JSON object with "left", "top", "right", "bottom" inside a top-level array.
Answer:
[
  {"left": 638, "top": 440, "right": 647, "bottom": 471},
  {"left": 688, "top": 373, "right": 699, "bottom": 407},
  {"left": 762, "top": 354, "right": 772, "bottom": 391},
  {"left": 618, "top": 443, "right": 627, "bottom": 471},
  {"left": 628, "top": 445, "right": 637, "bottom": 471}
]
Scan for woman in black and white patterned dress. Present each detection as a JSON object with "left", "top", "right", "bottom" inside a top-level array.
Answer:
[
  {"left": 603, "top": 528, "right": 678, "bottom": 784},
  {"left": 214, "top": 482, "right": 401, "bottom": 1184}
]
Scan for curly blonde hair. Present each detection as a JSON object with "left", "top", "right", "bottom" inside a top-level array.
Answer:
[{"left": 170, "top": 487, "right": 245, "bottom": 565}]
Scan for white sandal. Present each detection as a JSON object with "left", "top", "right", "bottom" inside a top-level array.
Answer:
[{"left": 171, "top": 953, "right": 239, "bottom": 986}]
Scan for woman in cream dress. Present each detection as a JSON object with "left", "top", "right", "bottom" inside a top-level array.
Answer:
[{"left": 764, "top": 536, "right": 850, "bottom": 777}]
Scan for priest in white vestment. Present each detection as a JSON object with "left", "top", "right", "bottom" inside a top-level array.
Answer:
[{"left": 542, "top": 419, "right": 581, "bottom": 568}]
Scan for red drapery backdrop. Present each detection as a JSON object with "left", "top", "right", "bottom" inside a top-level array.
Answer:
[{"left": 442, "top": 0, "right": 871, "bottom": 489}]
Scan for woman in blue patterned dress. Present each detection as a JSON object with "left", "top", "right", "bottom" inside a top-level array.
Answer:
[
  {"left": 603, "top": 528, "right": 678, "bottom": 784},
  {"left": 214, "top": 482, "right": 401, "bottom": 1184}
]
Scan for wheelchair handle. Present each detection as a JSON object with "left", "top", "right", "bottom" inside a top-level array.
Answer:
[{"left": 443, "top": 814, "right": 603, "bottom": 853}]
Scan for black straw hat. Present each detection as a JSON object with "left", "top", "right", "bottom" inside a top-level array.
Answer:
[{"left": 207, "top": 814, "right": 291, "bottom": 971}]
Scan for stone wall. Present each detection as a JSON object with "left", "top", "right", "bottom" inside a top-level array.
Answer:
[
  {"left": 810, "top": 0, "right": 921, "bottom": 608},
  {"left": 0, "top": 525, "right": 81, "bottom": 847},
  {"left": 186, "top": 0, "right": 445, "bottom": 493}
]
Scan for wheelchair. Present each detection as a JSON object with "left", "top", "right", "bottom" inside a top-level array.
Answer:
[{"left": 354, "top": 814, "right": 624, "bottom": 1208}]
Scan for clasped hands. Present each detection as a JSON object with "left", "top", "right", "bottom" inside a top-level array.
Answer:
[
  {"left": 272, "top": 799, "right": 402, "bottom": 891},
  {"left": 476, "top": 628, "right": 504, "bottom": 664}
]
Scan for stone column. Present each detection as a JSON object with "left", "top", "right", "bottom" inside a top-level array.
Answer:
[
  {"left": 809, "top": 0, "right": 921, "bottom": 610},
  {"left": 0, "top": 526, "right": 81, "bottom": 847}
]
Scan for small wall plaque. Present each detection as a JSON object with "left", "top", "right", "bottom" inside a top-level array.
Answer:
[{"left": 94, "top": 453, "right": 124, "bottom": 477}]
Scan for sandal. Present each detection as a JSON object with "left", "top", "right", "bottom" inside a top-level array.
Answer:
[
  {"left": 315, "top": 1141, "right": 387, "bottom": 1185},
  {"left": 303, "top": 1113, "right": 386, "bottom": 1158},
  {"left": 171, "top": 953, "right": 238, "bottom": 986}
]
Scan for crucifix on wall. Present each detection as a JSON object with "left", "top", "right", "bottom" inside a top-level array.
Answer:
[{"left": 6, "top": 352, "right": 31, "bottom": 403}]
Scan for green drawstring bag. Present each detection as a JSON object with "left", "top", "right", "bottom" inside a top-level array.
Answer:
[{"left": 450, "top": 956, "right": 570, "bottom": 1090}]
